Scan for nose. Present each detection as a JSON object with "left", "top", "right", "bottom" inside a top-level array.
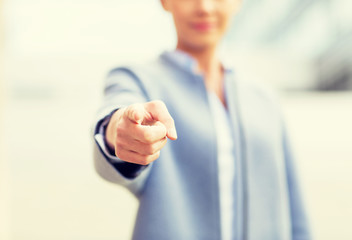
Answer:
[{"left": 196, "top": 0, "right": 216, "bottom": 15}]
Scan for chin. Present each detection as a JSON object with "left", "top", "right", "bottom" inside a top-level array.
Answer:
[
  {"left": 180, "top": 35, "right": 219, "bottom": 50},
  {"left": 191, "top": 40, "right": 219, "bottom": 51}
]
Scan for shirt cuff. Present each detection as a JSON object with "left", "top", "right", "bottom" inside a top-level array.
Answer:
[{"left": 94, "top": 114, "right": 122, "bottom": 163}]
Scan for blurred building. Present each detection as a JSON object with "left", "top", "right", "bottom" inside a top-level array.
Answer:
[
  {"left": 227, "top": 0, "right": 352, "bottom": 91},
  {"left": 4, "top": 0, "right": 352, "bottom": 92}
]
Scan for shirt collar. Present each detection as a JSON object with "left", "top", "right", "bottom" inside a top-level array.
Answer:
[{"left": 160, "top": 49, "right": 234, "bottom": 75}]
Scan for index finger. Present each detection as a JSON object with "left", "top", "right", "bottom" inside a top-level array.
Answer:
[
  {"left": 133, "top": 120, "right": 167, "bottom": 143},
  {"left": 144, "top": 100, "right": 177, "bottom": 140}
]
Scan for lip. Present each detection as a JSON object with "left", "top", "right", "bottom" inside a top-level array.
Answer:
[{"left": 190, "top": 22, "right": 216, "bottom": 32}]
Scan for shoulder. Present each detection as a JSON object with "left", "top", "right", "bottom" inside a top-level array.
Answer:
[
  {"left": 103, "top": 57, "right": 159, "bottom": 88},
  {"left": 104, "top": 54, "right": 176, "bottom": 99},
  {"left": 106, "top": 54, "right": 169, "bottom": 81}
]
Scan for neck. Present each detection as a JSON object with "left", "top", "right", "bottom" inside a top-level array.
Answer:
[
  {"left": 176, "top": 44, "right": 220, "bottom": 75},
  {"left": 176, "top": 43, "right": 226, "bottom": 106}
]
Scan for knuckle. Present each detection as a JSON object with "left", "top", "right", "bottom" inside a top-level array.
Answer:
[
  {"left": 139, "top": 156, "right": 150, "bottom": 166},
  {"left": 116, "top": 150, "right": 137, "bottom": 164},
  {"left": 142, "top": 130, "right": 153, "bottom": 143},
  {"left": 125, "top": 105, "right": 134, "bottom": 118},
  {"left": 130, "top": 105, "right": 139, "bottom": 116},
  {"left": 152, "top": 100, "right": 165, "bottom": 108},
  {"left": 146, "top": 144, "right": 156, "bottom": 155},
  {"left": 148, "top": 152, "right": 159, "bottom": 162},
  {"left": 123, "top": 105, "right": 133, "bottom": 116},
  {"left": 140, "top": 153, "right": 159, "bottom": 165},
  {"left": 125, "top": 104, "right": 137, "bottom": 116}
]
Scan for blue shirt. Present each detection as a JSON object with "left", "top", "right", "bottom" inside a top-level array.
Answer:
[{"left": 93, "top": 49, "right": 312, "bottom": 240}]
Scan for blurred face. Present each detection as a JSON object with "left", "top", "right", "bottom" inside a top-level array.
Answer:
[{"left": 161, "top": 0, "right": 241, "bottom": 51}]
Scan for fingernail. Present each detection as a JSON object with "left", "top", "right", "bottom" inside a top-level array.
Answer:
[{"left": 169, "top": 128, "right": 178, "bottom": 140}]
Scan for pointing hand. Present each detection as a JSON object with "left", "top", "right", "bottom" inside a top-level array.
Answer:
[{"left": 106, "top": 100, "right": 177, "bottom": 165}]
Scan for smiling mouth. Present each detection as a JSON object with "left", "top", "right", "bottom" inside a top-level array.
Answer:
[{"left": 190, "top": 22, "right": 216, "bottom": 32}]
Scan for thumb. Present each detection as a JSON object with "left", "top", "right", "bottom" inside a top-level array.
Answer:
[
  {"left": 125, "top": 103, "right": 151, "bottom": 124},
  {"left": 144, "top": 100, "right": 177, "bottom": 140}
]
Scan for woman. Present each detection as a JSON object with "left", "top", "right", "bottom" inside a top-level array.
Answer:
[{"left": 93, "top": 0, "right": 311, "bottom": 239}]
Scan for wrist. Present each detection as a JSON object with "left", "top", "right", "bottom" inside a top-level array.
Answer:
[{"left": 105, "top": 109, "right": 122, "bottom": 153}]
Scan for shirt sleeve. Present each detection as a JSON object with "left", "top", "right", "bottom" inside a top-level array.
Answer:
[
  {"left": 92, "top": 67, "right": 153, "bottom": 196},
  {"left": 94, "top": 109, "right": 121, "bottom": 162}
]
